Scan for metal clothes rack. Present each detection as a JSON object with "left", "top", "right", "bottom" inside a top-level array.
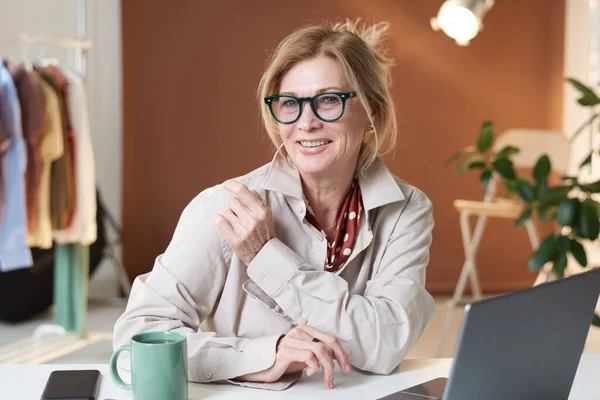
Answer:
[{"left": 0, "top": 0, "right": 130, "bottom": 364}]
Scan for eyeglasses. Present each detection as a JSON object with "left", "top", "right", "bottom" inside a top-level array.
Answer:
[{"left": 264, "top": 91, "right": 356, "bottom": 124}]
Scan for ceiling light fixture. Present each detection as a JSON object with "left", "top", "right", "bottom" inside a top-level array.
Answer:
[{"left": 431, "top": 0, "right": 496, "bottom": 46}]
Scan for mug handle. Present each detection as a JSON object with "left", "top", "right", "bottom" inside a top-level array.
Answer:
[{"left": 110, "top": 344, "right": 132, "bottom": 390}]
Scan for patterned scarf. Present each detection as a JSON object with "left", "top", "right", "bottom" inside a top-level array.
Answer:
[{"left": 304, "top": 180, "right": 363, "bottom": 273}]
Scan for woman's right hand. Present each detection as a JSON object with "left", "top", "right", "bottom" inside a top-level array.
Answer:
[{"left": 235, "top": 324, "right": 350, "bottom": 389}]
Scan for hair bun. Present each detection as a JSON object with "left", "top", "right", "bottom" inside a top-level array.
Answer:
[{"left": 331, "top": 19, "right": 390, "bottom": 53}]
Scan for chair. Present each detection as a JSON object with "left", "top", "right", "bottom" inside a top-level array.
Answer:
[{"left": 434, "top": 128, "right": 571, "bottom": 357}]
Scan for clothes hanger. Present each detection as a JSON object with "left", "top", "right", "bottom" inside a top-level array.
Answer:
[{"left": 20, "top": 41, "right": 34, "bottom": 71}]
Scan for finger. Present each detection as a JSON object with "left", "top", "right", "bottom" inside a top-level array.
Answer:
[
  {"left": 213, "top": 214, "right": 237, "bottom": 242},
  {"left": 251, "top": 189, "right": 266, "bottom": 205},
  {"left": 220, "top": 209, "right": 246, "bottom": 236},
  {"left": 298, "top": 324, "right": 350, "bottom": 373},
  {"left": 224, "top": 180, "right": 264, "bottom": 213},
  {"left": 287, "top": 328, "right": 314, "bottom": 342},
  {"left": 227, "top": 197, "right": 252, "bottom": 228},
  {"left": 293, "top": 349, "right": 320, "bottom": 376},
  {"left": 287, "top": 337, "right": 335, "bottom": 389}
]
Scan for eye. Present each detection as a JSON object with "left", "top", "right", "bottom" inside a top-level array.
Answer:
[
  {"left": 319, "top": 95, "right": 341, "bottom": 105},
  {"left": 281, "top": 99, "right": 298, "bottom": 108}
]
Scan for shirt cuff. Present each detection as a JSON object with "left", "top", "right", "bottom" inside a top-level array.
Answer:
[
  {"left": 191, "top": 334, "right": 282, "bottom": 383},
  {"left": 247, "top": 238, "right": 305, "bottom": 298},
  {"left": 226, "top": 371, "right": 303, "bottom": 391}
]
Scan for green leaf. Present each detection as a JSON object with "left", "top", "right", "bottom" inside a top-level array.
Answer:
[
  {"left": 569, "top": 239, "right": 588, "bottom": 267},
  {"left": 579, "top": 152, "right": 593, "bottom": 169},
  {"left": 580, "top": 202, "right": 600, "bottom": 240},
  {"left": 572, "top": 202, "right": 585, "bottom": 238},
  {"left": 579, "top": 179, "right": 600, "bottom": 193},
  {"left": 504, "top": 179, "right": 518, "bottom": 196},
  {"left": 528, "top": 234, "right": 558, "bottom": 271},
  {"left": 533, "top": 155, "right": 551, "bottom": 184},
  {"left": 517, "top": 180, "right": 536, "bottom": 202},
  {"left": 477, "top": 121, "right": 494, "bottom": 153},
  {"left": 492, "top": 158, "right": 516, "bottom": 180},
  {"left": 593, "top": 313, "right": 600, "bottom": 327},
  {"left": 496, "top": 145, "right": 520, "bottom": 159},
  {"left": 557, "top": 198, "right": 579, "bottom": 226},
  {"left": 536, "top": 179, "right": 549, "bottom": 198},
  {"left": 539, "top": 185, "right": 575, "bottom": 207},
  {"left": 557, "top": 235, "right": 571, "bottom": 252},
  {"left": 538, "top": 207, "right": 549, "bottom": 223},
  {"left": 552, "top": 251, "right": 568, "bottom": 278},
  {"left": 456, "top": 154, "right": 486, "bottom": 175},
  {"left": 567, "top": 78, "right": 600, "bottom": 106},
  {"left": 445, "top": 146, "right": 477, "bottom": 166},
  {"left": 480, "top": 169, "right": 492, "bottom": 187},
  {"left": 515, "top": 207, "right": 532, "bottom": 227},
  {"left": 584, "top": 198, "right": 600, "bottom": 218}
]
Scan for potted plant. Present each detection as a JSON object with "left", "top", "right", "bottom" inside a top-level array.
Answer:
[{"left": 446, "top": 78, "right": 600, "bottom": 327}]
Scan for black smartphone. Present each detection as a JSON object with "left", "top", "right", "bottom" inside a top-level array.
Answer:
[{"left": 40, "top": 369, "right": 101, "bottom": 400}]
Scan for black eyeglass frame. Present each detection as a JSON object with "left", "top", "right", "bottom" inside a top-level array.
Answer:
[{"left": 263, "top": 91, "right": 357, "bottom": 124}]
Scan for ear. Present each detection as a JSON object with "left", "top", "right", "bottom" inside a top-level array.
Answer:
[{"left": 371, "top": 109, "right": 379, "bottom": 128}]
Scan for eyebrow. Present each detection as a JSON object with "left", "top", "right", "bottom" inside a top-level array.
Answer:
[{"left": 279, "top": 86, "right": 344, "bottom": 96}]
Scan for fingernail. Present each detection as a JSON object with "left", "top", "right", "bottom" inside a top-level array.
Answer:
[
  {"left": 328, "top": 380, "right": 333, "bottom": 389},
  {"left": 345, "top": 363, "right": 351, "bottom": 373}
]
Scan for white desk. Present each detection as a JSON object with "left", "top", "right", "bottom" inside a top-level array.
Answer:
[{"left": 2, "top": 354, "right": 599, "bottom": 399}]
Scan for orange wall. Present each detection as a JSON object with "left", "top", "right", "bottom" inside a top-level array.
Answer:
[{"left": 121, "top": 0, "right": 565, "bottom": 294}]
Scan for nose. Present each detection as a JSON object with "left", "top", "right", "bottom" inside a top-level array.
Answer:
[{"left": 298, "top": 101, "right": 322, "bottom": 131}]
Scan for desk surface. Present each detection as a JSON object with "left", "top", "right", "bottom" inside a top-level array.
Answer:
[{"left": 3, "top": 354, "right": 600, "bottom": 399}]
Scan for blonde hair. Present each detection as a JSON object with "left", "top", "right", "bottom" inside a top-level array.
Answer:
[{"left": 257, "top": 19, "right": 397, "bottom": 178}]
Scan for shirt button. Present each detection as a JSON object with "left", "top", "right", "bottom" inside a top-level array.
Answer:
[
  {"left": 205, "top": 371, "right": 212, "bottom": 379},
  {"left": 299, "top": 205, "right": 305, "bottom": 214},
  {"left": 318, "top": 236, "right": 324, "bottom": 242},
  {"left": 300, "top": 317, "right": 308, "bottom": 323}
]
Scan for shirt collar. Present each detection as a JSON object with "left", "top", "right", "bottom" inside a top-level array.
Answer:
[{"left": 261, "top": 146, "right": 405, "bottom": 211}]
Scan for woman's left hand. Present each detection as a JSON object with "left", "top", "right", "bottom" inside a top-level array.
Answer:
[{"left": 214, "top": 180, "right": 276, "bottom": 266}]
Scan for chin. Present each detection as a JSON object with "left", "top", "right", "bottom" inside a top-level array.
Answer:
[{"left": 294, "top": 157, "right": 335, "bottom": 177}]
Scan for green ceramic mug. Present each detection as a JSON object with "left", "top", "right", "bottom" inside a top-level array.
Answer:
[{"left": 110, "top": 331, "right": 188, "bottom": 400}]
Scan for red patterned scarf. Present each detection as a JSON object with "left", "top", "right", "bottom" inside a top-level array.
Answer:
[{"left": 304, "top": 180, "right": 363, "bottom": 273}]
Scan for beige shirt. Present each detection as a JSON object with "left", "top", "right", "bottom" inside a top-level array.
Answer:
[
  {"left": 53, "top": 69, "right": 97, "bottom": 245},
  {"left": 27, "top": 72, "right": 64, "bottom": 249},
  {"left": 113, "top": 148, "right": 436, "bottom": 389}
]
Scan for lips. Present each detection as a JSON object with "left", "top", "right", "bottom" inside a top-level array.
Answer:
[{"left": 296, "top": 140, "right": 332, "bottom": 155}]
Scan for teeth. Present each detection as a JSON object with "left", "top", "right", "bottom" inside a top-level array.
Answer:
[{"left": 300, "top": 141, "right": 329, "bottom": 147}]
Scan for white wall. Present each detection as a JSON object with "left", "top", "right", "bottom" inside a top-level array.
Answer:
[
  {"left": 564, "top": 0, "right": 596, "bottom": 173},
  {"left": 564, "top": 0, "right": 600, "bottom": 271},
  {"left": 0, "top": 0, "right": 122, "bottom": 297},
  {"left": 564, "top": 1, "right": 600, "bottom": 320}
]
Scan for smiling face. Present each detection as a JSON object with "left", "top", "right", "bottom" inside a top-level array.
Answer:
[{"left": 277, "top": 55, "right": 370, "bottom": 180}]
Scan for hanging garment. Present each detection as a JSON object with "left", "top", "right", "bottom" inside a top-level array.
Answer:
[
  {"left": 35, "top": 66, "right": 76, "bottom": 230},
  {"left": 27, "top": 71, "right": 64, "bottom": 249},
  {"left": 6, "top": 62, "right": 45, "bottom": 233},
  {"left": 53, "top": 69, "right": 96, "bottom": 245},
  {"left": 0, "top": 120, "right": 8, "bottom": 232},
  {"left": 0, "top": 189, "right": 108, "bottom": 323},
  {"left": 0, "top": 63, "right": 32, "bottom": 271}
]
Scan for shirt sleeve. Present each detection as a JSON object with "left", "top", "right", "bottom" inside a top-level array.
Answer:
[
  {"left": 112, "top": 189, "right": 284, "bottom": 385},
  {"left": 247, "top": 188, "right": 436, "bottom": 375}
]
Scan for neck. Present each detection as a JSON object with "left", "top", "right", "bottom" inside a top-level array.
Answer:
[{"left": 300, "top": 167, "right": 355, "bottom": 236}]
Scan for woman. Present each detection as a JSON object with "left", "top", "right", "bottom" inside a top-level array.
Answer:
[{"left": 113, "top": 20, "right": 436, "bottom": 391}]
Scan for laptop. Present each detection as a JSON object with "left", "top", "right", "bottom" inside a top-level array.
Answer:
[{"left": 378, "top": 267, "right": 600, "bottom": 400}]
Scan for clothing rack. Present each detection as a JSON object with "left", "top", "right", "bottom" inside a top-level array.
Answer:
[
  {"left": 0, "top": 0, "right": 128, "bottom": 364},
  {"left": 0, "top": 35, "right": 92, "bottom": 49}
]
